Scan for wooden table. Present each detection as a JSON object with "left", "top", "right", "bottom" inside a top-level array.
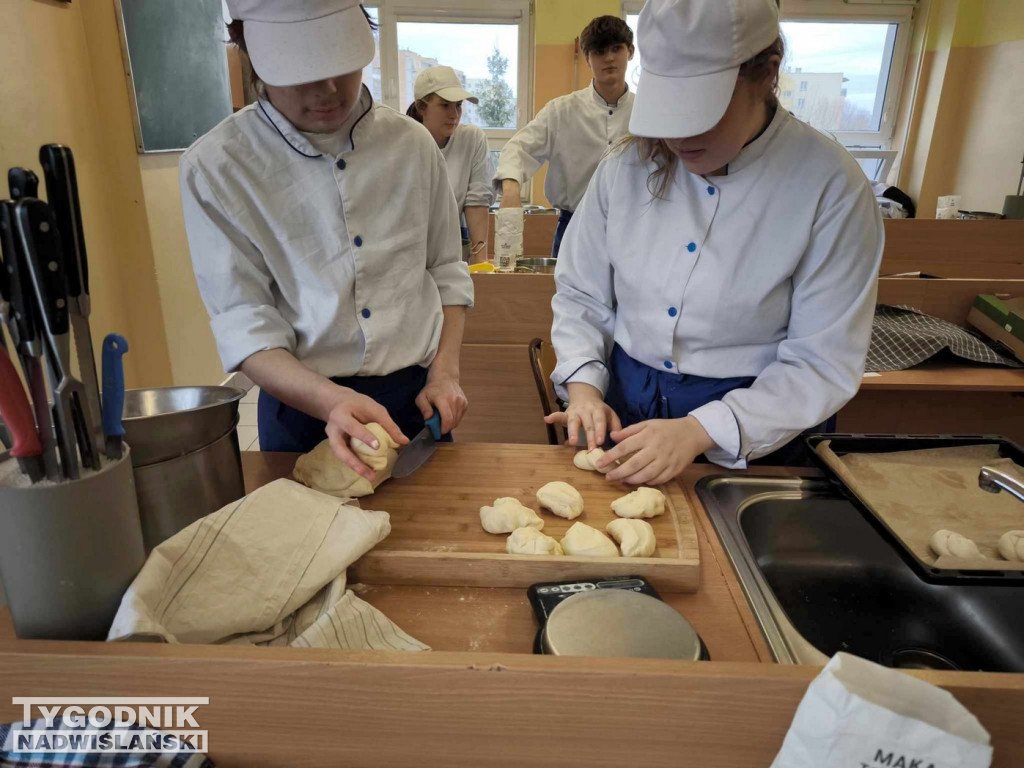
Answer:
[{"left": 1, "top": 446, "right": 1022, "bottom": 766}]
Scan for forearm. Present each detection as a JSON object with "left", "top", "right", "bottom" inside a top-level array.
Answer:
[
  {"left": 429, "top": 306, "right": 466, "bottom": 379},
  {"left": 240, "top": 348, "right": 343, "bottom": 423},
  {"left": 500, "top": 179, "right": 522, "bottom": 208},
  {"left": 464, "top": 206, "right": 489, "bottom": 263}
]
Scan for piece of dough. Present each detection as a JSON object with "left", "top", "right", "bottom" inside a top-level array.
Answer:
[
  {"left": 573, "top": 448, "right": 611, "bottom": 473},
  {"left": 997, "top": 530, "right": 1024, "bottom": 562},
  {"left": 606, "top": 518, "right": 657, "bottom": 558},
  {"left": 292, "top": 424, "right": 399, "bottom": 498},
  {"left": 611, "top": 487, "right": 666, "bottom": 519},
  {"left": 480, "top": 497, "right": 545, "bottom": 534},
  {"left": 506, "top": 527, "right": 564, "bottom": 556},
  {"left": 561, "top": 522, "right": 619, "bottom": 557},
  {"left": 536, "top": 481, "right": 584, "bottom": 520},
  {"left": 929, "top": 529, "right": 985, "bottom": 559}
]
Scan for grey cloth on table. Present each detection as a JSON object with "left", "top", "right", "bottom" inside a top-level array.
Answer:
[{"left": 866, "top": 305, "right": 1022, "bottom": 372}]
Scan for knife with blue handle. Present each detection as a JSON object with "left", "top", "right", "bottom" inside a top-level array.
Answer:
[
  {"left": 391, "top": 408, "right": 443, "bottom": 479},
  {"left": 101, "top": 333, "right": 128, "bottom": 460}
]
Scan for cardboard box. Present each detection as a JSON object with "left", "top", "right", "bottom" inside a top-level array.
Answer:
[{"left": 967, "top": 294, "right": 1024, "bottom": 362}]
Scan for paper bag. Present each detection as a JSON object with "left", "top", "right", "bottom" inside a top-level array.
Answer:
[
  {"left": 772, "top": 653, "right": 992, "bottom": 768},
  {"left": 494, "top": 207, "right": 524, "bottom": 270}
]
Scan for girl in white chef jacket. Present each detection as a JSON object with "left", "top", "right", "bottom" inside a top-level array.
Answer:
[
  {"left": 407, "top": 66, "right": 495, "bottom": 264},
  {"left": 546, "top": 0, "right": 884, "bottom": 486}
]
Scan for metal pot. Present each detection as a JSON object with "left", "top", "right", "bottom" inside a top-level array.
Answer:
[
  {"left": 515, "top": 257, "right": 557, "bottom": 274},
  {"left": 123, "top": 386, "right": 245, "bottom": 466},
  {"left": 132, "top": 419, "right": 245, "bottom": 553}
]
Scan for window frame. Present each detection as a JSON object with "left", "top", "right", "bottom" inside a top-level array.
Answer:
[
  {"left": 621, "top": 0, "right": 916, "bottom": 150},
  {"left": 370, "top": 0, "right": 532, "bottom": 148}
]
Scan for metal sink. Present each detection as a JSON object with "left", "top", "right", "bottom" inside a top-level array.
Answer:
[{"left": 697, "top": 476, "right": 1024, "bottom": 672}]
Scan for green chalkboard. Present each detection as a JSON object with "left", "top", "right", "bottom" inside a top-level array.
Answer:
[{"left": 117, "top": 0, "right": 232, "bottom": 152}]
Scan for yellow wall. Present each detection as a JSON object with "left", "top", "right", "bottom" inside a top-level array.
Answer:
[
  {"left": 0, "top": 0, "right": 172, "bottom": 388},
  {"left": 899, "top": 0, "right": 1024, "bottom": 217}
]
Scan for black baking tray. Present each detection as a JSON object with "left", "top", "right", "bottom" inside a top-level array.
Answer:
[{"left": 805, "top": 433, "right": 1024, "bottom": 584}]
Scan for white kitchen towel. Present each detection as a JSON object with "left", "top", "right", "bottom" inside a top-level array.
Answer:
[
  {"left": 772, "top": 653, "right": 992, "bottom": 768},
  {"left": 107, "top": 479, "right": 428, "bottom": 651},
  {"left": 493, "top": 207, "right": 524, "bottom": 269}
]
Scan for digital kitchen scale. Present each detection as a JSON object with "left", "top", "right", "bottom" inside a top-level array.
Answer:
[{"left": 527, "top": 576, "right": 710, "bottom": 660}]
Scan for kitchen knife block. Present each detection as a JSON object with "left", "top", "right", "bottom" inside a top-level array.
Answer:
[{"left": 0, "top": 448, "right": 145, "bottom": 640}]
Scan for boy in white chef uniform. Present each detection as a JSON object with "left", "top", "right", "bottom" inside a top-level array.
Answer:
[
  {"left": 494, "top": 15, "right": 635, "bottom": 257},
  {"left": 546, "top": 0, "right": 884, "bottom": 485}
]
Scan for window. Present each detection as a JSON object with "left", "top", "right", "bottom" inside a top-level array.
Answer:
[
  {"left": 625, "top": 13, "right": 641, "bottom": 92},
  {"left": 623, "top": 0, "right": 913, "bottom": 156},
  {"left": 366, "top": 1, "right": 531, "bottom": 148}
]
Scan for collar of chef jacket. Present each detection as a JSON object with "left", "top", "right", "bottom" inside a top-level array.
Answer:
[{"left": 256, "top": 84, "right": 376, "bottom": 159}]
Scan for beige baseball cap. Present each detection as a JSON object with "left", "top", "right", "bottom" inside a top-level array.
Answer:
[
  {"left": 629, "top": 0, "right": 780, "bottom": 138},
  {"left": 226, "top": 0, "right": 375, "bottom": 87},
  {"left": 413, "top": 66, "right": 479, "bottom": 104}
]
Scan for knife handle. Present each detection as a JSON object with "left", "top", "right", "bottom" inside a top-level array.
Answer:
[
  {"left": 0, "top": 344, "right": 42, "bottom": 460},
  {"left": 425, "top": 408, "right": 442, "bottom": 441},
  {"left": 0, "top": 201, "right": 39, "bottom": 349},
  {"left": 14, "top": 199, "right": 70, "bottom": 338},
  {"left": 8, "top": 168, "right": 38, "bottom": 200},
  {"left": 40, "top": 145, "right": 88, "bottom": 299},
  {"left": 102, "top": 333, "right": 128, "bottom": 439}
]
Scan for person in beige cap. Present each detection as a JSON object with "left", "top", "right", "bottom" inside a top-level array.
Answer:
[
  {"left": 179, "top": 0, "right": 474, "bottom": 479},
  {"left": 406, "top": 66, "right": 495, "bottom": 264},
  {"left": 547, "top": 0, "right": 884, "bottom": 484}
]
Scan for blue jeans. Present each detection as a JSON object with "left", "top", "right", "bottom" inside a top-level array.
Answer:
[
  {"left": 603, "top": 344, "right": 834, "bottom": 467},
  {"left": 257, "top": 364, "right": 452, "bottom": 453},
  {"left": 551, "top": 209, "right": 573, "bottom": 258}
]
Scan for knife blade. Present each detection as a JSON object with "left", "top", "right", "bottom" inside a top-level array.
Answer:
[
  {"left": 391, "top": 409, "right": 443, "bottom": 479},
  {"left": 8, "top": 168, "right": 38, "bottom": 200},
  {"left": 101, "top": 333, "right": 128, "bottom": 460},
  {"left": 40, "top": 144, "right": 102, "bottom": 455},
  {"left": 0, "top": 343, "right": 43, "bottom": 482},
  {"left": 0, "top": 200, "right": 60, "bottom": 480},
  {"left": 14, "top": 198, "right": 99, "bottom": 478}
]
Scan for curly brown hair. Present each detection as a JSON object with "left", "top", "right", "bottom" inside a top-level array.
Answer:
[{"left": 627, "top": 35, "right": 785, "bottom": 200}]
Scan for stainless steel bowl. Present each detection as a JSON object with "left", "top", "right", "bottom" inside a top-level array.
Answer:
[
  {"left": 122, "top": 386, "right": 246, "bottom": 467},
  {"left": 515, "top": 257, "right": 557, "bottom": 274}
]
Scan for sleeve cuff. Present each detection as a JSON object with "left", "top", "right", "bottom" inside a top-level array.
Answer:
[
  {"left": 553, "top": 359, "right": 609, "bottom": 402},
  {"left": 689, "top": 400, "right": 748, "bottom": 470},
  {"left": 210, "top": 305, "right": 296, "bottom": 373},
  {"left": 430, "top": 262, "right": 475, "bottom": 307}
]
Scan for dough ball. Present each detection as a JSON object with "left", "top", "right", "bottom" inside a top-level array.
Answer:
[
  {"left": 506, "top": 527, "right": 564, "bottom": 556},
  {"left": 536, "top": 481, "right": 584, "bottom": 520},
  {"left": 560, "top": 522, "right": 619, "bottom": 558},
  {"left": 573, "top": 448, "right": 611, "bottom": 473},
  {"left": 350, "top": 423, "right": 400, "bottom": 471},
  {"left": 611, "top": 487, "right": 666, "bottom": 519},
  {"left": 997, "top": 530, "right": 1024, "bottom": 562},
  {"left": 292, "top": 426, "right": 399, "bottom": 498},
  {"left": 606, "top": 518, "right": 657, "bottom": 558},
  {"left": 929, "top": 529, "right": 985, "bottom": 559},
  {"left": 480, "top": 498, "right": 544, "bottom": 534}
]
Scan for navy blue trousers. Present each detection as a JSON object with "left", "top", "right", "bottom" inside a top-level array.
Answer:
[
  {"left": 603, "top": 344, "right": 834, "bottom": 467},
  {"left": 551, "top": 209, "right": 573, "bottom": 258},
  {"left": 257, "top": 364, "right": 451, "bottom": 453}
]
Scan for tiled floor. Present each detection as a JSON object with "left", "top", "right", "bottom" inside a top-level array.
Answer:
[{"left": 237, "top": 387, "right": 261, "bottom": 451}]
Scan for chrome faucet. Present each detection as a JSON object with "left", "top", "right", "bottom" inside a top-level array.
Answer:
[{"left": 979, "top": 465, "right": 1024, "bottom": 504}]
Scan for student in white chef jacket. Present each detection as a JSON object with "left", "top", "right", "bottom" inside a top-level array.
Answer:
[
  {"left": 495, "top": 15, "right": 635, "bottom": 257},
  {"left": 546, "top": 0, "right": 884, "bottom": 485},
  {"left": 406, "top": 66, "right": 495, "bottom": 264},
  {"left": 180, "top": 0, "right": 473, "bottom": 480}
]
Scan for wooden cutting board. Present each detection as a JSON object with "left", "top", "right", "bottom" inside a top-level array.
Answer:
[{"left": 349, "top": 444, "right": 701, "bottom": 592}]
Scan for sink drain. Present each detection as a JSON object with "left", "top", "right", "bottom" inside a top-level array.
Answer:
[{"left": 886, "top": 648, "right": 961, "bottom": 671}]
